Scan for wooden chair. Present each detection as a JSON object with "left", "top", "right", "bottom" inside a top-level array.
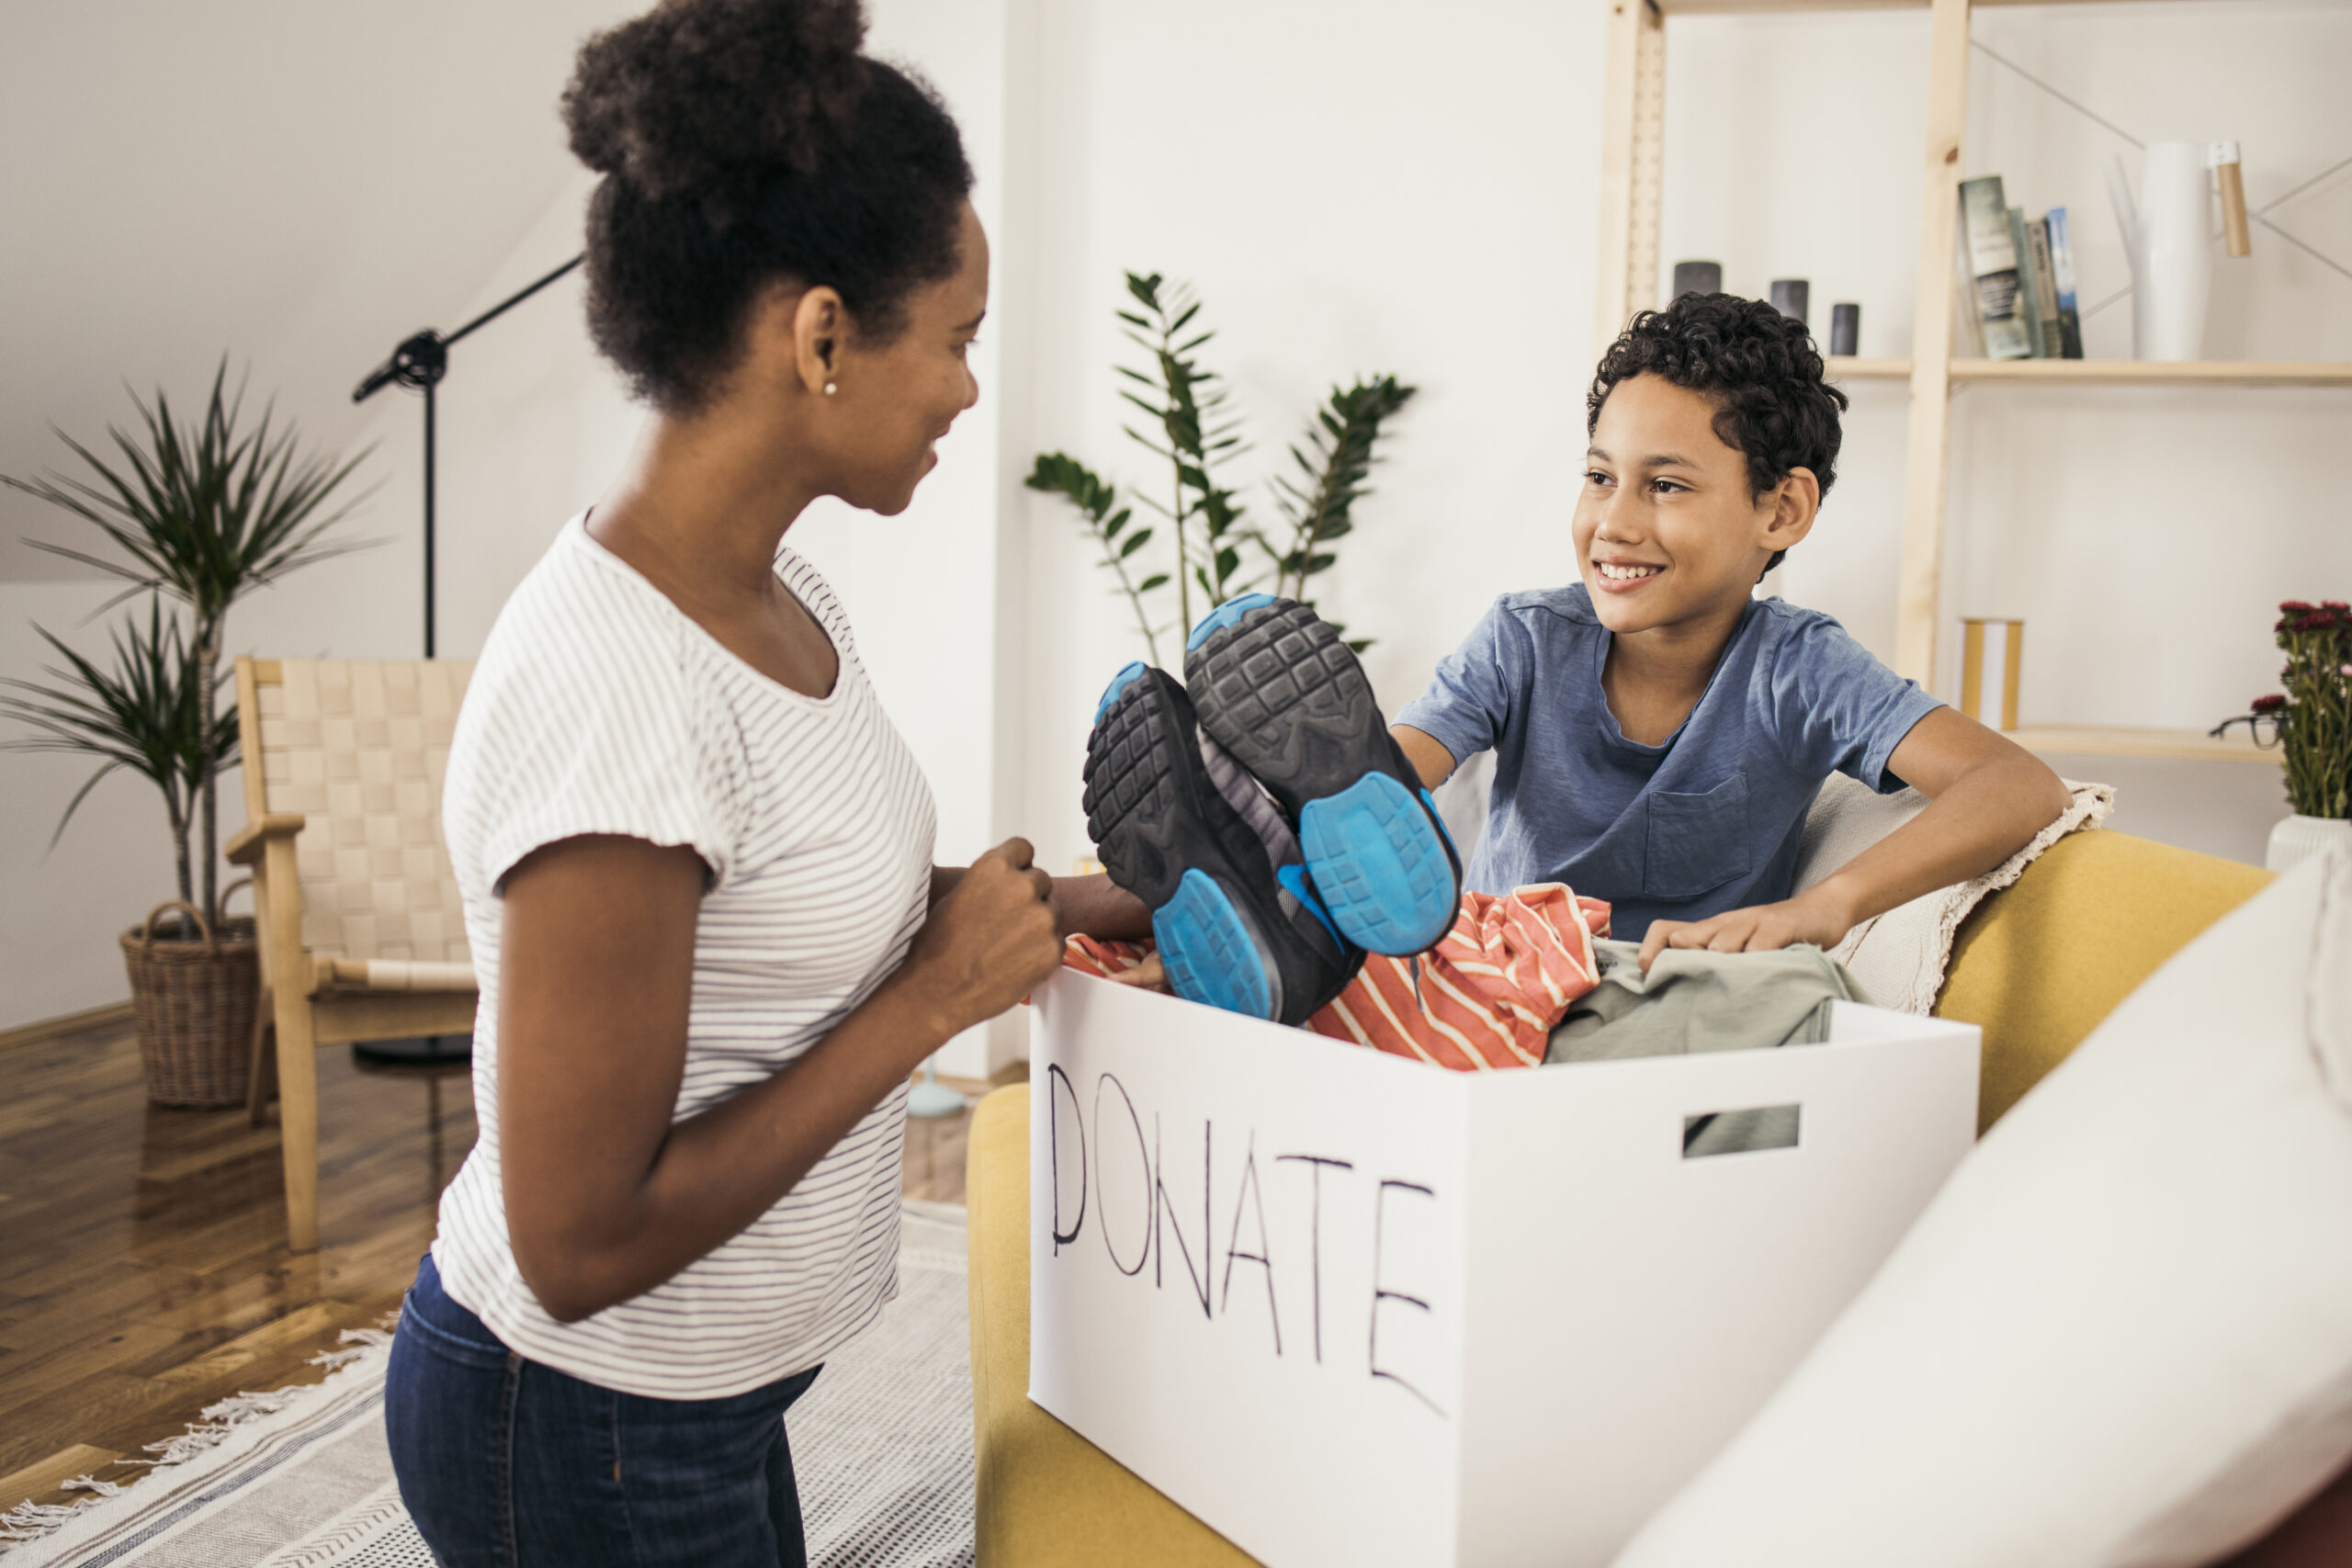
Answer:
[{"left": 225, "top": 657, "right": 477, "bottom": 1251}]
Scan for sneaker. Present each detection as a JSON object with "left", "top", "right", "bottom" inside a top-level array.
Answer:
[
  {"left": 1183, "top": 594, "right": 1463, "bottom": 955},
  {"left": 1083, "top": 662, "right": 1360, "bottom": 1024}
]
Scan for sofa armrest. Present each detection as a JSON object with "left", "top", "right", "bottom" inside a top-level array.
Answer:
[
  {"left": 1936, "top": 829, "right": 2272, "bottom": 1132},
  {"left": 967, "top": 1086, "right": 1261, "bottom": 1567}
]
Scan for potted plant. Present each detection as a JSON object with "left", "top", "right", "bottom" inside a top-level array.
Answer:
[
  {"left": 2, "top": 366, "right": 368, "bottom": 1104},
  {"left": 1027, "top": 272, "right": 1415, "bottom": 661},
  {"left": 2213, "top": 598, "right": 2352, "bottom": 873}
]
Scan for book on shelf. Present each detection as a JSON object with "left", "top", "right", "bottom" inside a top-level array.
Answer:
[
  {"left": 2007, "top": 208, "right": 2050, "bottom": 358},
  {"left": 2024, "top": 215, "right": 2067, "bottom": 360},
  {"left": 2045, "top": 206, "right": 2085, "bottom": 358},
  {"left": 2007, "top": 208, "right": 2050, "bottom": 359},
  {"left": 1959, "top": 175, "right": 2032, "bottom": 360}
]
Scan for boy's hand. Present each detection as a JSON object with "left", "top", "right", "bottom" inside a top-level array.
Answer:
[
  {"left": 1636, "top": 885, "right": 1856, "bottom": 976},
  {"left": 1105, "top": 953, "right": 1171, "bottom": 993}
]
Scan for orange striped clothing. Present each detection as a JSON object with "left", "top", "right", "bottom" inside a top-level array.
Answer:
[{"left": 1060, "top": 884, "right": 1611, "bottom": 1072}]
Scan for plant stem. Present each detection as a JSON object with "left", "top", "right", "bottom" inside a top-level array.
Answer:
[
  {"left": 170, "top": 802, "right": 192, "bottom": 909},
  {"left": 1170, "top": 451, "right": 1192, "bottom": 637},
  {"left": 195, "top": 626, "right": 220, "bottom": 922}
]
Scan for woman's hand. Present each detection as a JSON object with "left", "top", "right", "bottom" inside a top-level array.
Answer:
[
  {"left": 1636, "top": 885, "right": 1856, "bottom": 975},
  {"left": 898, "top": 838, "right": 1063, "bottom": 1032}
]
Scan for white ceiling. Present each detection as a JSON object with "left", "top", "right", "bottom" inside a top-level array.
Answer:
[{"left": 0, "top": 0, "right": 640, "bottom": 579}]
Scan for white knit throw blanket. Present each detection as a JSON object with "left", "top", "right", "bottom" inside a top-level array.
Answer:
[{"left": 1794, "top": 773, "right": 2115, "bottom": 1015}]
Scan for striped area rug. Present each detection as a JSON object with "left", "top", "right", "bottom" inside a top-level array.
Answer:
[{"left": 3, "top": 1204, "right": 974, "bottom": 1568}]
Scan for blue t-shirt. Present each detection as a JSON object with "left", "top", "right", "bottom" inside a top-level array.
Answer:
[{"left": 1395, "top": 585, "right": 1942, "bottom": 942}]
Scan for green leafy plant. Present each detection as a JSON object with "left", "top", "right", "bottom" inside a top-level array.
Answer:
[
  {"left": 1253, "top": 374, "right": 1419, "bottom": 611},
  {"left": 2, "top": 363, "right": 372, "bottom": 925},
  {"left": 2, "top": 596, "right": 237, "bottom": 908},
  {"left": 1028, "top": 273, "right": 1415, "bottom": 660},
  {"left": 2212, "top": 598, "right": 2352, "bottom": 819},
  {"left": 1028, "top": 453, "right": 1170, "bottom": 663}
]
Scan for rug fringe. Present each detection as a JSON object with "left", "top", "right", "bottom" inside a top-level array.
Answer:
[
  {"left": 0, "top": 1501, "right": 89, "bottom": 1544},
  {"left": 0, "top": 1325, "right": 399, "bottom": 1555}
]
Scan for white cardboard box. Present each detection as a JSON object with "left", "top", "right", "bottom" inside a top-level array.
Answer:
[{"left": 1029, "top": 969, "right": 1980, "bottom": 1567}]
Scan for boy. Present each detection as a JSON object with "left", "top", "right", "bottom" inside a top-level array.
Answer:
[{"left": 1390, "top": 291, "right": 2068, "bottom": 969}]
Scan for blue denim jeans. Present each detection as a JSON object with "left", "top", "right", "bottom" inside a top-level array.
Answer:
[{"left": 386, "top": 1253, "right": 821, "bottom": 1567}]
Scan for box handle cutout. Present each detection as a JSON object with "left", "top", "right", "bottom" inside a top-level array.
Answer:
[{"left": 1682, "top": 1104, "right": 1802, "bottom": 1157}]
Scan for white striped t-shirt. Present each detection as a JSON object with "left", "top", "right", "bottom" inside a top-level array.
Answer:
[{"left": 433, "top": 514, "right": 936, "bottom": 1400}]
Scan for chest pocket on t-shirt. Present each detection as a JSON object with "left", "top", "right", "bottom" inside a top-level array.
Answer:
[{"left": 1644, "top": 774, "right": 1752, "bottom": 899}]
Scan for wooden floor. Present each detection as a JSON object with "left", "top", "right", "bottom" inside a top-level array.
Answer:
[{"left": 0, "top": 1014, "right": 1012, "bottom": 1518}]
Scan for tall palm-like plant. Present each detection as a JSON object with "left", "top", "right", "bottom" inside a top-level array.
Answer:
[
  {"left": 1, "top": 596, "right": 236, "bottom": 910},
  {"left": 3, "top": 363, "right": 371, "bottom": 923}
]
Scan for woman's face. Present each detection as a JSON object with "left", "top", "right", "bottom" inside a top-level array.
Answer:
[{"left": 826, "top": 200, "right": 989, "bottom": 516}]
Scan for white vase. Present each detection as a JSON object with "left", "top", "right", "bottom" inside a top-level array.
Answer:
[
  {"left": 2265, "top": 813, "right": 2352, "bottom": 873},
  {"left": 2108, "top": 141, "right": 2218, "bottom": 362}
]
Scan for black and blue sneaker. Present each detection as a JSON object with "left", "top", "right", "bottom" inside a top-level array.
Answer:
[
  {"left": 1083, "top": 661, "right": 1361, "bottom": 1025},
  {"left": 1183, "top": 594, "right": 1463, "bottom": 955}
]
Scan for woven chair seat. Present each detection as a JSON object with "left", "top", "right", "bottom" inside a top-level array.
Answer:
[{"left": 313, "top": 956, "right": 479, "bottom": 994}]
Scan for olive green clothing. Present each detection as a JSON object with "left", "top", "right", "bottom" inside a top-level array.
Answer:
[{"left": 1546, "top": 941, "right": 1870, "bottom": 1156}]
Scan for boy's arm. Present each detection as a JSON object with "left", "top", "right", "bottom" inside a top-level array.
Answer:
[
  {"left": 1392, "top": 724, "right": 1458, "bottom": 789},
  {"left": 1636, "top": 707, "right": 2069, "bottom": 973}
]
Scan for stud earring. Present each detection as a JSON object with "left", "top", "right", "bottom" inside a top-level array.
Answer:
[{"left": 823, "top": 381, "right": 838, "bottom": 396}]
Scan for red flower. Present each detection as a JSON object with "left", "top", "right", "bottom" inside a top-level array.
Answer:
[
  {"left": 2324, "top": 601, "right": 2351, "bottom": 613},
  {"left": 2280, "top": 600, "right": 2315, "bottom": 613},
  {"left": 2292, "top": 611, "right": 2341, "bottom": 633},
  {"left": 2252, "top": 694, "right": 2288, "bottom": 713}
]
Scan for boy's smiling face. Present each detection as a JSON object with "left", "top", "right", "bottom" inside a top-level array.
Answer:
[{"left": 1574, "top": 372, "right": 1817, "bottom": 640}]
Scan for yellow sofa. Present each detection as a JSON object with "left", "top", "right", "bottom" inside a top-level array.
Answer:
[{"left": 965, "top": 829, "right": 2275, "bottom": 1566}]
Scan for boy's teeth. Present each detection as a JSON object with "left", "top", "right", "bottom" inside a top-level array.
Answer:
[{"left": 1599, "top": 562, "right": 1661, "bottom": 581}]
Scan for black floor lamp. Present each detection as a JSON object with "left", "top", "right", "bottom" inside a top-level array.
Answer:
[
  {"left": 352, "top": 253, "right": 582, "bottom": 656},
  {"left": 345, "top": 253, "right": 581, "bottom": 1065}
]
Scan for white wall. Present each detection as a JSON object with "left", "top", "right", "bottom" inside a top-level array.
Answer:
[{"left": 1014, "top": 0, "right": 1613, "bottom": 880}]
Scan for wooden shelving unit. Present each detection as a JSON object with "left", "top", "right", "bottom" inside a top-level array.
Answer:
[
  {"left": 1595, "top": 0, "right": 2348, "bottom": 761},
  {"left": 1825, "top": 356, "right": 1914, "bottom": 381},
  {"left": 2007, "top": 726, "right": 2281, "bottom": 765},
  {"left": 1833, "top": 358, "right": 2352, "bottom": 389},
  {"left": 1952, "top": 358, "right": 2352, "bottom": 388}
]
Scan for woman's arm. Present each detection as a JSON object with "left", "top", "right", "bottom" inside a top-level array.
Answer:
[
  {"left": 1636, "top": 707, "right": 2070, "bottom": 972},
  {"left": 500, "top": 835, "right": 1063, "bottom": 1323}
]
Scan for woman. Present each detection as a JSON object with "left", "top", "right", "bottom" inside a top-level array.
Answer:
[{"left": 383, "top": 3, "right": 1144, "bottom": 1562}]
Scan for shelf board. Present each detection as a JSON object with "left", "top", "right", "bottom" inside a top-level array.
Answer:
[
  {"left": 1952, "top": 358, "right": 2352, "bottom": 387},
  {"left": 1825, "top": 356, "right": 1912, "bottom": 380},
  {"left": 2006, "top": 726, "right": 2282, "bottom": 765},
  {"left": 1658, "top": 0, "right": 2221, "bottom": 14},
  {"left": 1819, "top": 359, "right": 2352, "bottom": 387}
]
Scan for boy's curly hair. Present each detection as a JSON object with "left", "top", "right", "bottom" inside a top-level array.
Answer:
[
  {"left": 1587, "top": 292, "right": 1849, "bottom": 573},
  {"left": 562, "top": 0, "right": 973, "bottom": 413}
]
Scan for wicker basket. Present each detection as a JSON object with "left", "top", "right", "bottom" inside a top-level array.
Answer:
[{"left": 119, "top": 890, "right": 261, "bottom": 1108}]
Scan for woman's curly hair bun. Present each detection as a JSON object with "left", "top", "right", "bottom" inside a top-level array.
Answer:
[
  {"left": 559, "top": 0, "right": 972, "bottom": 413},
  {"left": 564, "top": 0, "right": 867, "bottom": 200}
]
